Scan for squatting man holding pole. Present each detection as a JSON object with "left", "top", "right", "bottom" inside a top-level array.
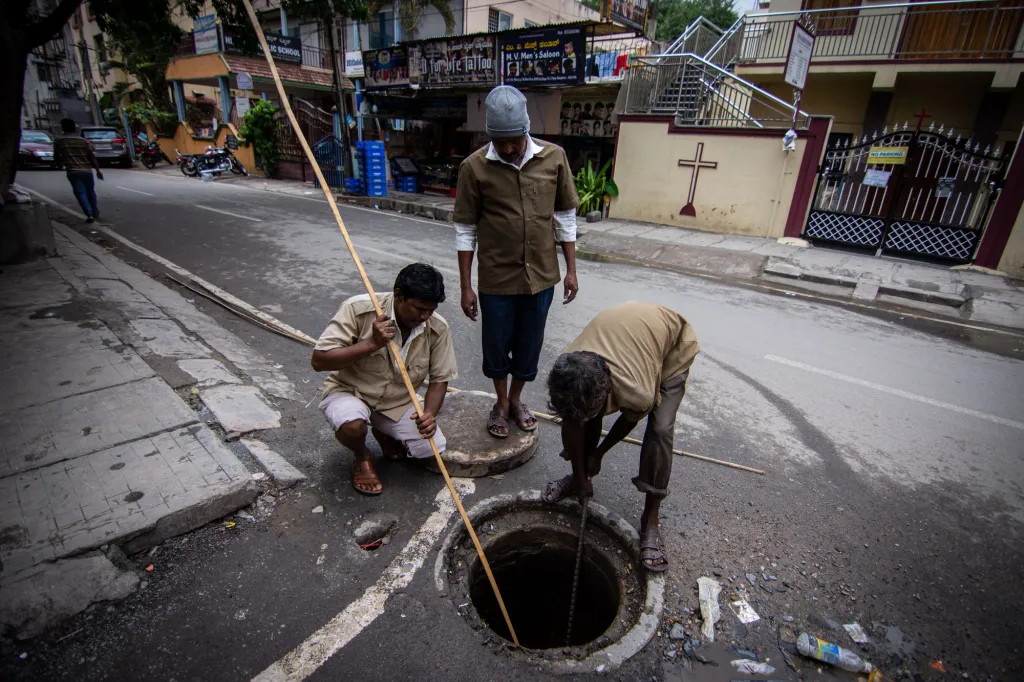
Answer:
[
  {"left": 454, "top": 84, "right": 580, "bottom": 439},
  {"left": 544, "top": 302, "right": 700, "bottom": 572},
  {"left": 311, "top": 264, "right": 458, "bottom": 495}
]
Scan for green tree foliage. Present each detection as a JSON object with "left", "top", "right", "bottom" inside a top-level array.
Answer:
[
  {"left": 654, "top": 0, "right": 738, "bottom": 42},
  {"left": 239, "top": 99, "right": 280, "bottom": 178}
]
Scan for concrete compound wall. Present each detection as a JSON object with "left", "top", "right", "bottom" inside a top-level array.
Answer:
[{"left": 610, "top": 118, "right": 828, "bottom": 239}]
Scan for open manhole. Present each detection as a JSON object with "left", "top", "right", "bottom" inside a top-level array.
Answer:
[{"left": 439, "top": 491, "right": 663, "bottom": 672}]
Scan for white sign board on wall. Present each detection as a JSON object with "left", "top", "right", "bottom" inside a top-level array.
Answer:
[
  {"left": 236, "top": 72, "right": 254, "bottom": 90},
  {"left": 235, "top": 97, "right": 251, "bottom": 120},
  {"left": 344, "top": 51, "right": 365, "bottom": 77},
  {"left": 784, "top": 22, "right": 814, "bottom": 90}
]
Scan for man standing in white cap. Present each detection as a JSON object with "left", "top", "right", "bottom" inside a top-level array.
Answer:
[{"left": 454, "top": 85, "right": 580, "bottom": 439}]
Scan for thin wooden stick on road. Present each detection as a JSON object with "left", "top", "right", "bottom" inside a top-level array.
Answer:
[{"left": 238, "top": 0, "right": 519, "bottom": 646}]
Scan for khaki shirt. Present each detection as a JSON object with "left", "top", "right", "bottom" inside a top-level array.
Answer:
[
  {"left": 453, "top": 141, "right": 579, "bottom": 295},
  {"left": 315, "top": 293, "right": 458, "bottom": 420},
  {"left": 565, "top": 302, "right": 700, "bottom": 420}
]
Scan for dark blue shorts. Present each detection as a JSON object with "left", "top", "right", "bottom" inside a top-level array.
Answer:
[{"left": 479, "top": 287, "right": 555, "bottom": 382}]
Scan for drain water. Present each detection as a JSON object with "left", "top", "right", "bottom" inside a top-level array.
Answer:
[{"left": 469, "top": 527, "right": 620, "bottom": 649}]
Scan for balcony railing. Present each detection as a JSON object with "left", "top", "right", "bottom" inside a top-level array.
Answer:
[{"left": 736, "top": 0, "right": 1024, "bottom": 64}]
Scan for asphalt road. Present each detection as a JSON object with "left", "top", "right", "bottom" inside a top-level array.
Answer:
[{"left": 9, "top": 167, "right": 1024, "bottom": 682}]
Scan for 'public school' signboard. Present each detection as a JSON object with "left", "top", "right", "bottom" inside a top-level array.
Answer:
[
  {"left": 410, "top": 36, "right": 497, "bottom": 87},
  {"left": 499, "top": 26, "right": 585, "bottom": 86},
  {"left": 223, "top": 31, "right": 302, "bottom": 64}
]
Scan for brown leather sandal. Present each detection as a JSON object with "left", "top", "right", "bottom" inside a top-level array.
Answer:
[
  {"left": 510, "top": 402, "right": 538, "bottom": 431},
  {"left": 351, "top": 459, "right": 383, "bottom": 495},
  {"left": 487, "top": 405, "right": 510, "bottom": 439}
]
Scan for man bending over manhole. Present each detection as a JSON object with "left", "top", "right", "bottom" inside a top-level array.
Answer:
[
  {"left": 311, "top": 263, "right": 458, "bottom": 495},
  {"left": 544, "top": 302, "right": 700, "bottom": 572}
]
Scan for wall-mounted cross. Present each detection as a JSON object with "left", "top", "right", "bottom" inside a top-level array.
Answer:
[
  {"left": 913, "top": 107, "right": 932, "bottom": 131},
  {"left": 678, "top": 142, "right": 718, "bottom": 217}
]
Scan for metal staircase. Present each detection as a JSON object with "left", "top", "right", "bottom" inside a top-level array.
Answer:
[{"left": 623, "top": 16, "right": 806, "bottom": 129}]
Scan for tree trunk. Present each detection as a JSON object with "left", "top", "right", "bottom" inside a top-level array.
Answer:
[{"left": 0, "top": 47, "right": 29, "bottom": 200}]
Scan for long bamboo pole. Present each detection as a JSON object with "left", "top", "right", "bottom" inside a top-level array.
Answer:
[{"left": 237, "top": 0, "right": 519, "bottom": 646}]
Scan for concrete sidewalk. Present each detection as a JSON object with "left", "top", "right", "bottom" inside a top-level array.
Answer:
[
  {"left": 0, "top": 218, "right": 305, "bottom": 636},
  {"left": 131, "top": 167, "right": 1024, "bottom": 330},
  {"left": 334, "top": 188, "right": 1024, "bottom": 331}
]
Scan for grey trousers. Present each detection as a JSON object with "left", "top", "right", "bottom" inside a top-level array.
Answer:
[{"left": 631, "top": 371, "right": 688, "bottom": 499}]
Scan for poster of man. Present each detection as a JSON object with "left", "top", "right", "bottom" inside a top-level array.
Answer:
[
  {"left": 559, "top": 99, "right": 617, "bottom": 138},
  {"left": 500, "top": 26, "right": 584, "bottom": 85}
]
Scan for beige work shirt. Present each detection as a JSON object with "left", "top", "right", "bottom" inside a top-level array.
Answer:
[
  {"left": 564, "top": 302, "right": 700, "bottom": 420},
  {"left": 453, "top": 141, "right": 579, "bottom": 295},
  {"left": 315, "top": 293, "right": 458, "bottom": 420}
]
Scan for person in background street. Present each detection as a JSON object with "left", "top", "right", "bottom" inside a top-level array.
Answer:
[
  {"left": 311, "top": 264, "right": 458, "bottom": 495},
  {"left": 454, "top": 85, "right": 580, "bottom": 439},
  {"left": 53, "top": 118, "right": 103, "bottom": 223},
  {"left": 543, "top": 302, "right": 700, "bottom": 572}
]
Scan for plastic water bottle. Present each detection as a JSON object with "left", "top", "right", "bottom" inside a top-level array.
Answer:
[{"left": 797, "top": 632, "right": 873, "bottom": 673}]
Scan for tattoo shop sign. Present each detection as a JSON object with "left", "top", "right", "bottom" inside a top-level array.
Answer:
[
  {"left": 499, "top": 26, "right": 585, "bottom": 86},
  {"left": 410, "top": 36, "right": 497, "bottom": 87}
]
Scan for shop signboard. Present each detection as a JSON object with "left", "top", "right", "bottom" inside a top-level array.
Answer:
[
  {"left": 559, "top": 98, "right": 618, "bottom": 138},
  {"left": 410, "top": 36, "right": 497, "bottom": 87},
  {"left": 193, "top": 15, "right": 219, "bottom": 55},
  {"left": 601, "top": 0, "right": 649, "bottom": 33},
  {"left": 344, "top": 50, "right": 365, "bottom": 77},
  {"left": 362, "top": 46, "right": 410, "bottom": 89},
  {"left": 499, "top": 25, "right": 585, "bottom": 86},
  {"left": 223, "top": 31, "right": 302, "bottom": 64}
]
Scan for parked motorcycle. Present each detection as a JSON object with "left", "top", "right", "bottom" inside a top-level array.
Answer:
[
  {"left": 138, "top": 139, "right": 172, "bottom": 169},
  {"left": 176, "top": 149, "right": 199, "bottom": 177}
]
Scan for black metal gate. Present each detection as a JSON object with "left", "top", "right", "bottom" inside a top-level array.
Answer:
[
  {"left": 313, "top": 135, "right": 345, "bottom": 189},
  {"left": 803, "top": 125, "right": 1006, "bottom": 263}
]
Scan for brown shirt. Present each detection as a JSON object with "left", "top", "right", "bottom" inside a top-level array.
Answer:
[
  {"left": 565, "top": 302, "right": 700, "bottom": 420},
  {"left": 453, "top": 141, "right": 579, "bottom": 295},
  {"left": 315, "top": 293, "right": 459, "bottom": 420},
  {"left": 53, "top": 135, "right": 94, "bottom": 173}
]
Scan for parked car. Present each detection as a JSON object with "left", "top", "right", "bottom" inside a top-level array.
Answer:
[
  {"left": 80, "top": 126, "right": 132, "bottom": 167},
  {"left": 18, "top": 130, "right": 56, "bottom": 168}
]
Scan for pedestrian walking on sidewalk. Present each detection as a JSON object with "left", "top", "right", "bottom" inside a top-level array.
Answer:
[
  {"left": 543, "top": 302, "right": 700, "bottom": 572},
  {"left": 53, "top": 118, "right": 103, "bottom": 222},
  {"left": 454, "top": 84, "right": 580, "bottom": 439},
  {"left": 311, "top": 264, "right": 458, "bottom": 495}
]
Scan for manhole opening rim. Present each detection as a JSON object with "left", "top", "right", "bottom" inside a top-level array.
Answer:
[{"left": 433, "top": 490, "right": 664, "bottom": 674}]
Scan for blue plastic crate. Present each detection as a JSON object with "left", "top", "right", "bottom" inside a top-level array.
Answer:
[
  {"left": 366, "top": 187, "right": 387, "bottom": 197},
  {"left": 356, "top": 141, "right": 384, "bottom": 151}
]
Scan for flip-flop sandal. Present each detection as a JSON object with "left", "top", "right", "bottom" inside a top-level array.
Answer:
[
  {"left": 487, "top": 405, "right": 510, "bottom": 439},
  {"left": 640, "top": 533, "right": 669, "bottom": 573},
  {"left": 543, "top": 474, "right": 576, "bottom": 502},
  {"left": 510, "top": 402, "right": 538, "bottom": 432},
  {"left": 351, "top": 459, "right": 383, "bottom": 495},
  {"left": 372, "top": 427, "right": 407, "bottom": 461}
]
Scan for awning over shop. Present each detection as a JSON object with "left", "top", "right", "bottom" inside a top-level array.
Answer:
[{"left": 166, "top": 53, "right": 353, "bottom": 92}]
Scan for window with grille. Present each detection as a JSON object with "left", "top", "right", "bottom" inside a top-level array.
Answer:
[
  {"left": 524, "top": 20, "right": 538, "bottom": 28},
  {"left": 489, "top": 8, "right": 513, "bottom": 32},
  {"left": 803, "top": 0, "right": 859, "bottom": 35}
]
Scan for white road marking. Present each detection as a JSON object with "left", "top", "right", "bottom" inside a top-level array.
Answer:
[
  {"left": 253, "top": 480, "right": 475, "bottom": 682},
  {"left": 195, "top": 204, "right": 263, "bottom": 222},
  {"left": 116, "top": 185, "right": 154, "bottom": 196},
  {"left": 765, "top": 354, "right": 1024, "bottom": 431}
]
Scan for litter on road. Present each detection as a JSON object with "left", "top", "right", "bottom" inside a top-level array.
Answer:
[
  {"left": 730, "top": 658, "right": 775, "bottom": 675},
  {"left": 844, "top": 621, "right": 869, "bottom": 644},
  {"left": 698, "top": 576, "right": 722, "bottom": 641},
  {"left": 730, "top": 598, "right": 760, "bottom": 624},
  {"left": 796, "top": 632, "right": 873, "bottom": 673}
]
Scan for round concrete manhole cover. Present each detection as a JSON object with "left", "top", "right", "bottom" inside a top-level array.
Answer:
[
  {"left": 436, "top": 491, "right": 663, "bottom": 673},
  {"left": 423, "top": 391, "right": 539, "bottom": 478}
]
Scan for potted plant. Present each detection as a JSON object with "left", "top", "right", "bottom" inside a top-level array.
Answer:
[{"left": 574, "top": 159, "right": 619, "bottom": 219}]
